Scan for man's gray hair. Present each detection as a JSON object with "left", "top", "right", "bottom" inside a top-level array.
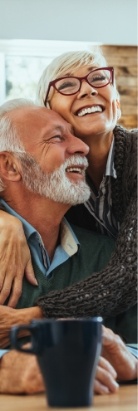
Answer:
[
  {"left": 0, "top": 98, "right": 36, "bottom": 152},
  {"left": 0, "top": 98, "right": 36, "bottom": 190}
]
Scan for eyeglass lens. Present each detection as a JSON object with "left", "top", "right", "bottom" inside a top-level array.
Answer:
[{"left": 55, "top": 69, "right": 112, "bottom": 95}]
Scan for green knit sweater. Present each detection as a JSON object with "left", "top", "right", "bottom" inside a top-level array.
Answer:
[
  {"left": 16, "top": 225, "right": 115, "bottom": 309},
  {"left": 15, "top": 221, "right": 137, "bottom": 344}
]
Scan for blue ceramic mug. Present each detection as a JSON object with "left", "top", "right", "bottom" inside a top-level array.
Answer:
[{"left": 10, "top": 317, "right": 102, "bottom": 407}]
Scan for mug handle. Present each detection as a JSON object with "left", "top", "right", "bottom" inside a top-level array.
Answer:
[{"left": 10, "top": 324, "right": 38, "bottom": 354}]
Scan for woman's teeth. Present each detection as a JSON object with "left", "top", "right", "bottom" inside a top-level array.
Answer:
[{"left": 77, "top": 106, "right": 102, "bottom": 117}]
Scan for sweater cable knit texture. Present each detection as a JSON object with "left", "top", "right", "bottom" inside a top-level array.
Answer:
[{"left": 37, "top": 126, "right": 137, "bottom": 318}]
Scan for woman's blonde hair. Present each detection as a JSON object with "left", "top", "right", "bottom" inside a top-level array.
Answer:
[{"left": 36, "top": 46, "right": 109, "bottom": 107}]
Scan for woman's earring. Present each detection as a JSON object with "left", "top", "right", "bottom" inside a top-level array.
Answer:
[
  {"left": 117, "top": 108, "right": 121, "bottom": 120},
  {"left": 116, "top": 100, "right": 121, "bottom": 121}
]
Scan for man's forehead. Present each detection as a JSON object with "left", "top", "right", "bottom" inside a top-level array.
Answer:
[
  {"left": 9, "top": 105, "right": 47, "bottom": 120},
  {"left": 9, "top": 105, "right": 74, "bottom": 137},
  {"left": 9, "top": 105, "right": 69, "bottom": 127},
  {"left": 43, "top": 108, "right": 72, "bottom": 130},
  {"left": 34, "top": 107, "right": 73, "bottom": 134}
]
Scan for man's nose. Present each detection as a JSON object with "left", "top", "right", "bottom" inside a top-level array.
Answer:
[{"left": 68, "top": 135, "right": 89, "bottom": 156}]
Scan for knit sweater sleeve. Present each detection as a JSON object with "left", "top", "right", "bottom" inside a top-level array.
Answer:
[
  {"left": 37, "top": 181, "right": 137, "bottom": 318},
  {"left": 37, "top": 129, "right": 137, "bottom": 318}
]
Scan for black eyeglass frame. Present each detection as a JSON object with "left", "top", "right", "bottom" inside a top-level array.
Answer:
[{"left": 44, "top": 66, "right": 114, "bottom": 106}]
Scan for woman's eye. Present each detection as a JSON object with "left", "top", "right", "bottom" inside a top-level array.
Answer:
[
  {"left": 58, "top": 81, "right": 75, "bottom": 91},
  {"left": 93, "top": 75, "right": 105, "bottom": 82}
]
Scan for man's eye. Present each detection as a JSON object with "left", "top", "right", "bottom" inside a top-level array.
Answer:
[{"left": 49, "top": 135, "right": 63, "bottom": 142}]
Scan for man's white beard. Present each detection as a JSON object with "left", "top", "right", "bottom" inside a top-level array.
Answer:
[{"left": 21, "top": 154, "right": 90, "bottom": 205}]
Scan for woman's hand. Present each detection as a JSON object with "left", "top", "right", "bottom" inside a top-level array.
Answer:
[
  {"left": 94, "top": 356, "right": 119, "bottom": 394},
  {"left": 0, "top": 211, "right": 37, "bottom": 307},
  {"left": 94, "top": 323, "right": 138, "bottom": 394},
  {"left": 102, "top": 326, "right": 138, "bottom": 381}
]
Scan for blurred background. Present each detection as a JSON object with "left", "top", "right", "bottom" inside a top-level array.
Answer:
[{"left": 0, "top": 0, "right": 137, "bottom": 129}]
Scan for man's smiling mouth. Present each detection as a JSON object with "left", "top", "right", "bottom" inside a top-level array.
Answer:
[
  {"left": 76, "top": 105, "right": 103, "bottom": 117},
  {"left": 66, "top": 166, "right": 86, "bottom": 175}
]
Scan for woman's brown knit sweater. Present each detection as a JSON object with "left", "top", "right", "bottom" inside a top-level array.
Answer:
[{"left": 37, "top": 126, "right": 137, "bottom": 318}]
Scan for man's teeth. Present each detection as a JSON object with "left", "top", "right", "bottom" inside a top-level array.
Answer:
[
  {"left": 66, "top": 167, "right": 83, "bottom": 174},
  {"left": 77, "top": 106, "right": 102, "bottom": 117}
]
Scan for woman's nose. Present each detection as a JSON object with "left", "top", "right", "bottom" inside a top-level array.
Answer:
[{"left": 77, "top": 80, "right": 98, "bottom": 98}]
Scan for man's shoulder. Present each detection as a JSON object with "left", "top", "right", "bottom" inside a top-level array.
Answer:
[{"left": 71, "top": 224, "right": 115, "bottom": 250}]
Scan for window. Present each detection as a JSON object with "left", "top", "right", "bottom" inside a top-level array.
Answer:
[{"left": 0, "top": 39, "right": 99, "bottom": 104}]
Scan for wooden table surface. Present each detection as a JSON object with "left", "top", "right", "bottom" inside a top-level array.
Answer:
[{"left": 1, "top": 384, "right": 137, "bottom": 411}]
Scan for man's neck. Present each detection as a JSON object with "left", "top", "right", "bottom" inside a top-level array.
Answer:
[{"left": 3, "top": 189, "right": 70, "bottom": 259}]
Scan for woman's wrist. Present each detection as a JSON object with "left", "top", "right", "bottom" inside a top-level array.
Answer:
[{"left": 16, "top": 306, "right": 44, "bottom": 324}]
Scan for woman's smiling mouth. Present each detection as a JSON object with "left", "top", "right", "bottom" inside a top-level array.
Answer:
[{"left": 76, "top": 105, "right": 103, "bottom": 117}]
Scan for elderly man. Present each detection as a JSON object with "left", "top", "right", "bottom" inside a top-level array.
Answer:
[{"left": 0, "top": 99, "right": 137, "bottom": 395}]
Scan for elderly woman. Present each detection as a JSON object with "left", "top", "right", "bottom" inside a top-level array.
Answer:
[{"left": 0, "top": 47, "right": 136, "bottom": 317}]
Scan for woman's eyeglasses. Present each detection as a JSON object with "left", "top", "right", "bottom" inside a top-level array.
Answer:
[{"left": 44, "top": 67, "right": 114, "bottom": 106}]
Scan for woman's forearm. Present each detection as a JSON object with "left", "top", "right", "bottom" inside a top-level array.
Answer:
[{"left": 37, "top": 192, "right": 137, "bottom": 318}]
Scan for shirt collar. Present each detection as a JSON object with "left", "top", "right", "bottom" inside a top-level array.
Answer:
[
  {"left": 105, "top": 137, "right": 117, "bottom": 178},
  {"left": 60, "top": 217, "right": 79, "bottom": 256},
  {"left": 0, "top": 199, "right": 79, "bottom": 255},
  {"left": 0, "top": 199, "right": 36, "bottom": 240}
]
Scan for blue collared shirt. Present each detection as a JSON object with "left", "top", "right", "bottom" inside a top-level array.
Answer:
[
  {"left": 0, "top": 200, "right": 80, "bottom": 358},
  {"left": 0, "top": 199, "right": 79, "bottom": 277},
  {"left": 85, "top": 137, "right": 120, "bottom": 239}
]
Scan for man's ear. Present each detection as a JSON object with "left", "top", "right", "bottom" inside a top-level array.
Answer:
[{"left": 0, "top": 152, "right": 22, "bottom": 182}]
